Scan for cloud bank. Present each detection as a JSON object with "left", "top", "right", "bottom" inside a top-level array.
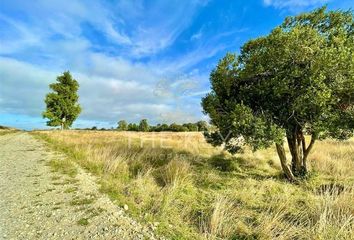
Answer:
[
  {"left": 1, "top": 0, "right": 351, "bottom": 129},
  {"left": 0, "top": 0, "right": 215, "bottom": 129}
]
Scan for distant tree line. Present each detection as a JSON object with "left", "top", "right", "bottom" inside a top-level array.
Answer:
[{"left": 117, "top": 119, "right": 208, "bottom": 132}]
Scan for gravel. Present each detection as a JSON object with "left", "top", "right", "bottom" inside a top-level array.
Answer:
[{"left": 0, "top": 132, "right": 163, "bottom": 240}]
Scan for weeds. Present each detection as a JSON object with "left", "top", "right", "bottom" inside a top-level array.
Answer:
[
  {"left": 77, "top": 218, "right": 89, "bottom": 226},
  {"left": 70, "top": 197, "right": 95, "bottom": 206},
  {"left": 47, "top": 159, "right": 77, "bottom": 178},
  {"left": 64, "top": 186, "right": 78, "bottom": 193},
  {"left": 0, "top": 129, "right": 18, "bottom": 136}
]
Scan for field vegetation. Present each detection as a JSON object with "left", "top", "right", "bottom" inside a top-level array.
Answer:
[
  {"left": 33, "top": 130, "right": 354, "bottom": 239},
  {"left": 0, "top": 126, "right": 19, "bottom": 136}
]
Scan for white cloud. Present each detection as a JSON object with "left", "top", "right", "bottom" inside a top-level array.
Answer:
[
  {"left": 263, "top": 0, "right": 330, "bottom": 10},
  {"left": 0, "top": 14, "right": 42, "bottom": 54},
  {"left": 0, "top": 0, "right": 207, "bottom": 58},
  {"left": 0, "top": 56, "right": 205, "bottom": 127},
  {"left": 120, "top": 0, "right": 206, "bottom": 56},
  {"left": 0, "top": 57, "right": 55, "bottom": 116},
  {"left": 191, "top": 32, "right": 203, "bottom": 41},
  {"left": 156, "top": 29, "right": 243, "bottom": 74},
  {"left": 0, "top": 0, "right": 217, "bottom": 129}
]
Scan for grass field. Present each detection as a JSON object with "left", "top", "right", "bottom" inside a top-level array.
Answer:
[
  {"left": 0, "top": 126, "right": 18, "bottom": 136},
  {"left": 33, "top": 130, "right": 354, "bottom": 239},
  {"left": 0, "top": 130, "right": 16, "bottom": 136}
]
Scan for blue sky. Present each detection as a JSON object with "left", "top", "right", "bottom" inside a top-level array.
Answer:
[{"left": 0, "top": 0, "right": 353, "bottom": 130}]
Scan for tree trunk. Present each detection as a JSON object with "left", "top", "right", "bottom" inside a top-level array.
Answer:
[
  {"left": 61, "top": 117, "right": 66, "bottom": 131},
  {"left": 275, "top": 143, "right": 295, "bottom": 181},
  {"left": 282, "top": 128, "right": 316, "bottom": 179},
  {"left": 287, "top": 134, "right": 302, "bottom": 175}
]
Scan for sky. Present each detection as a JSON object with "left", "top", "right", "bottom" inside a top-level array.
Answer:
[{"left": 0, "top": 0, "right": 353, "bottom": 130}]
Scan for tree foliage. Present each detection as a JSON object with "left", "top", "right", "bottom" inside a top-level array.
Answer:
[
  {"left": 139, "top": 119, "right": 150, "bottom": 132},
  {"left": 196, "top": 120, "right": 209, "bottom": 131},
  {"left": 117, "top": 120, "right": 128, "bottom": 131},
  {"left": 202, "top": 7, "right": 354, "bottom": 181},
  {"left": 128, "top": 123, "right": 139, "bottom": 131},
  {"left": 118, "top": 120, "right": 209, "bottom": 132},
  {"left": 169, "top": 123, "right": 189, "bottom": 132},
  {"left": 43, "top": 71, "right": 81, "bottom": 129}
]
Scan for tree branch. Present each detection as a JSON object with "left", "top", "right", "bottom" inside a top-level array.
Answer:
[{"left": 276, "top": 143, "right": 296, "bottom": 182}]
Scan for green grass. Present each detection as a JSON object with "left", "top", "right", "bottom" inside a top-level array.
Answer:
[
  {"left": 77, "top": 218, "right": 89, "bottom": 226},
  {"left": 85, "top": 207, "right": 105, "bottom": 218},
  {"left": 64, "top": 186, "right": 78, "bottom": 193},
  {"left": 70, "top": 197, "right": 95, "bottom": 206},
  {"left": 47, "top": 159, "right": 78, "bottom": 178}
]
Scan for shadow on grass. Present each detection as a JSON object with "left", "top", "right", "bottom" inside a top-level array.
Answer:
[{"left": 207, "top": 153, "right": 284, "bottom": 181}]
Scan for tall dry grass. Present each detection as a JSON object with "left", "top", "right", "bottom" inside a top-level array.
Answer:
[
  {"left": 0, "top": 129, "right": 18, "bottom": 136},
  {"left": 33, "top": 130, "right": 354, "bottom": 239}
]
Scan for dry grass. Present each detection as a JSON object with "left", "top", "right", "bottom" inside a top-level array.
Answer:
[
  {"left": 0, "top": 129, "right": 18, "bottom": 136},
  {"left": 32, "top": 130, "right": 354, "bottom": 239},
  {"left": 310, "top": 140, "right": 354, "bottom": 180}
]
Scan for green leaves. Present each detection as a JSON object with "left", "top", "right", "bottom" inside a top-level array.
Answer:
[
  {"left": 42, "top": 71, "right": 81, "bottom": 129},
  {"left": 202, "top": 7, "right": 354, "bottom": 154},
  {"left": 139, "top": 119, "right": 150, "bottom": 132},
  {"left": 117, "top": 120, "right": 128, "bottom": 131}
]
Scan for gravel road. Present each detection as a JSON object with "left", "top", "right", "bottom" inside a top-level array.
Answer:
[{"left": 0, "top": 132, "right": 161, "bottom": 240}]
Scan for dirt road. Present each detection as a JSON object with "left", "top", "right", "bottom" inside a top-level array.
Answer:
[{"left": 0, "top": 132, "right": 159, "bottom": 240}]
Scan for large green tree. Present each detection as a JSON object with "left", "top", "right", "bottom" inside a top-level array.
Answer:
[
  {"left": 43, "top": 71, "right": 81, "bottom": 130},
  {"left": 202, "top": 7, "right": 354, "bottom": 181}
]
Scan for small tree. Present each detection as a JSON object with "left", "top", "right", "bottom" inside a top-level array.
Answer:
[
  {"left": 127, "top": 123, "right": 138, "bottom": 131},
  {"left": 168, "top": 123, "right": 187, "bottom": 132},
  {"left": 155, "top": 123, "right": 169, "bottom": 132},
  {"left": 202, "top": 7, "right": 354, "bottom": 181},
  {"left": 117, "top": 120, "right": 128, "bottom": 131},
  {"left": 183, "top": 123, "right": 198, "bottom": 131},
  {"left": 196, "top": 121, "right": 208, "bottom": 132},
  {"left": 139, "top": 119, "right": 150, "bottom": 132},
  {"left": 43, "top": 71, "right": 81, "bottom": 130}
]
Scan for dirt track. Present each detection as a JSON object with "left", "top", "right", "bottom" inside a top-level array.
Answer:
[{"left": 0, "top": 132, "right": 159, "bottom": 240}]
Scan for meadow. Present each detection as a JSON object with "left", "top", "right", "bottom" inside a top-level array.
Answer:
[
  {"left": 0, "top": 126, "right": 18, "bottom": 136},
  {"left": 33, "top": 130, "right": 354, "bottom": 239}
]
